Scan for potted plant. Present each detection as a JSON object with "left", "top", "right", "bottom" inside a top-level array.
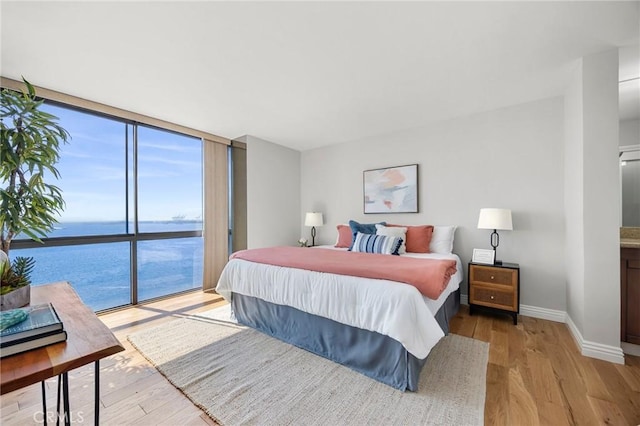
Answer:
[
  {"left": 0, "top": 78, "right": 69, "bottom": 309},
  {"left": 0, "top": 252, "right": 35, "bottom": 309}
]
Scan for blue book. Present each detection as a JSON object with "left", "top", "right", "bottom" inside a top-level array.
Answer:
[{"left": 0, "top": 303, "right": 64, "bottom": 345}]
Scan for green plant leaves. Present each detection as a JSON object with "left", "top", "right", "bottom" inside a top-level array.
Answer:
[
  {"left": 0, "top": 256, "right": 34, "bottom": 290},
  {"left": 1, "top": 78, "right": 70, "bottom": 256}
]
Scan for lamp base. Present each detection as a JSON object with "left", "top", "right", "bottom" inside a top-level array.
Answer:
[
  {"left": 494, "top": 259, "right": 503, "bottom": 265},
  {"left": 310, "top": 226, "right": 316, "bottom": 247}
]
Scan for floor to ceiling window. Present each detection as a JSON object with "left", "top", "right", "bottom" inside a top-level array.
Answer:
[
  {"left": 135, "top": 125, "right": 203, "bottom": 302},
  {"left": 9, "top": 102, "right": 204, "bottom": 311}
]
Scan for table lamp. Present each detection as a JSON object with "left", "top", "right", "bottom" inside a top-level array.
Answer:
[
  {"left": 304, "top": 212, "right": 324, "bottom": 247},
  {"left": 477, "top": 208, "right": 512, "bottom": 265}
]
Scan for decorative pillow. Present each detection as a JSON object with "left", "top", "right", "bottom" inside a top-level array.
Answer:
[
  {"left": 351, "top": 232, "right": 402, "bottom": 255},
  {"left": 430, "top": 225, "right": 457, "bottom": 254},
  {"left": 334, "top": 224, "right": 353, "bottom": 248},
  {"left": 375, "top": 224, "right": 407, "bottom": 254},
  {"left": 348, "top": 220, "right": 386, "bottom": 250},
  {"left": 388, "top": 224, "right": 434, "bottom": 253}
]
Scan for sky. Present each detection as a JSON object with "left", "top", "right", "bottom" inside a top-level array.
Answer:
[{"left": 43, "top": 103, "right": 203, "bottom": 222}]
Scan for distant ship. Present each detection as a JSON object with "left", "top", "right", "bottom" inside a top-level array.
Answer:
[{"left": 171, "top": 214, "right": 186, "bottom": 221}]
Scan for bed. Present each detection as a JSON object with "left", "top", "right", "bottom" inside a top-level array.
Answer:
[{"left": 215, "top": 244, "right": 462, "bottom": 391}]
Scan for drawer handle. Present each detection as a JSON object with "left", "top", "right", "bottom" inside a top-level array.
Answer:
[
  {"left": 490, "top": 276, "right": 495, "bottom": 280},
  {"left": 490, "top": 295, "right": 495, "bottom": 300}
]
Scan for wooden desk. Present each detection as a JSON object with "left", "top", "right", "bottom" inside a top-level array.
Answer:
[{"left": 1, "top": 282, "right": 124, "bottom": 424}]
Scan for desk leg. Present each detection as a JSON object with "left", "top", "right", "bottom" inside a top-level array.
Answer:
[
  {"left": 41, "top": 381, "right": 47, "bottom": 426},
  {"left": 95, "top": 361, "right": 100, "bottom": 425},
  {"left": 62, "top": 372, "right": 70, "bottom": 426},
  {"left": 56, "top": 375, "right": 61, "bottom": 426},
  {"left": 41, "top": 363, "right": 101, "bottom": 425}
]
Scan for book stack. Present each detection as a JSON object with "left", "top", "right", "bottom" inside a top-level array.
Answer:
[{"left": 0, "top": 303, "right": 67, "bottom": 358}]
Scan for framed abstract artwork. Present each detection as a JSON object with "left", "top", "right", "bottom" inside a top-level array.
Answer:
[{"left": 363, "top": 164, "right": 418, "bottom": 214}]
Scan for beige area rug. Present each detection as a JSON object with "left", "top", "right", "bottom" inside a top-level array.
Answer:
[{"left": 128, "top": 305, "right": 489, "bottom": 426}]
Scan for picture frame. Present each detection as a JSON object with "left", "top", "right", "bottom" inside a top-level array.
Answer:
[
  {"left": 472, "top": 248, "right": 495, "bottom": 265},
  {"left": 363, "top": 164, "right": 418, "bottom": 214}
]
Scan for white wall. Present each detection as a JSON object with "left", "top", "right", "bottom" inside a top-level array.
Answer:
[
  {"left": 244, "top": 135, "right": 301, "bottom": 248},
  {"left": 564, "top": 61, "right": 586, "bottom": 334},
  {"left": 241, "top": 49, "right": 621, "bottom": 359},
  {"left": 301, "top": 97, "right": 566, "bottom": 310},
  {"left": 564, "top": 49, "right": 622, "bottom": 360},
  {"left": 581, "top": 50, "right": 620, "bottom": 349}
]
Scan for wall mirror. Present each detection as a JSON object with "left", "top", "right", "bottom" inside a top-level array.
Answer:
[
  {"left": 620, "top": 145, "right": 640, "bottom": 227},
  {"left": 619, "top": 45, "right": 639, "bottom": 228}
]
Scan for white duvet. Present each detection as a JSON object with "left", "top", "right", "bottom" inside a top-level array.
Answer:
[{"left": 215, "top": 248, "right": 463, "bottom": 360}]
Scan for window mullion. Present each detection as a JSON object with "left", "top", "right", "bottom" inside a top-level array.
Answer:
[{"left": 131, "top": 123, "right": 139, "bottom": 305}]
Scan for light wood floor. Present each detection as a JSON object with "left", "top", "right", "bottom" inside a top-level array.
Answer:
[
  {"left": 1, "top": 291, "right": 638, "bottom": 425},
  {"left": 449, "top": 307, "right": 640, "bottom": 425},
  {"left": 0, "top": 291, "right": 226, "bottom": 426}
]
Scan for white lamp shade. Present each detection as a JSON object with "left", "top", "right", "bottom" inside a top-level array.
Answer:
[
  {"left": 304, "top": 212, "right": 324, "bottom": 227},
  {"left": 477, "top": 208, "right": 513, "bottom": 231}
]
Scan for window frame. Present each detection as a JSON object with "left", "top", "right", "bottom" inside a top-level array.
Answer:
[{"left": 3, "top": 78, "right": 224, "bottom": 311}]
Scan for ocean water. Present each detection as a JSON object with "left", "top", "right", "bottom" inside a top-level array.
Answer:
[{"left": 10, "top": 222, "right": 204, "bottom": 312}]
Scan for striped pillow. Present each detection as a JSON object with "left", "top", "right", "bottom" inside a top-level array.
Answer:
[{"left": 351, "top": 232, "right": 403, "bottom": 255}]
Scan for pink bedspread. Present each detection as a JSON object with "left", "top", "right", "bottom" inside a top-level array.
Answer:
[{"left": 230, "top": 247, "right": 457, "bottom": 300}]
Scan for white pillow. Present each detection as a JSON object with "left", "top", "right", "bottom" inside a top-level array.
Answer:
[
  {"left": 375, "top": 224, "right": 407, "bottom": 254},
  {"left": 429, "top": 225, "right": 457, "bottom": 254}
]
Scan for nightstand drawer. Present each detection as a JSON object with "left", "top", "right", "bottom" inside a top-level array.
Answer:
[
  {"left": 470, "top": 266, "right": 516, "bottom": 287},
  {"left": 470, "top": 285, "right": 516, "bottom": 311},
  {"left": 468, "top": 261, "right": 520, "bottom": 324}
]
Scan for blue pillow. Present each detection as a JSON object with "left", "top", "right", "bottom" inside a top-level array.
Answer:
[
  {"left": 351, "top": 232, "right": 402, "bottom": 255},
  {"left": 348, "top": 220, "right": 386, "bottom": 250}
]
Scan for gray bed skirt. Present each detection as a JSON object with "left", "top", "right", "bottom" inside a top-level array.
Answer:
[{"left": 231, "top": 288, "right": 460, "bottom": 391}]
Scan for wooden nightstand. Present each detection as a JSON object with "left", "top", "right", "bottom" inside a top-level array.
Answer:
[{"left": 468, "top": 261, "right": 520, "bottom": 325}]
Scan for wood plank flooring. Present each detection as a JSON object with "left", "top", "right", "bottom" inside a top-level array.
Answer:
[
  {"left": 449, "top": 306, "right": 640, "bottom": 426},
  {"left": 0, "top": 291, "right": 225, "bottom": 426},
  {"left": 1, "top": 292, "right": 638, "bottom": 425}
]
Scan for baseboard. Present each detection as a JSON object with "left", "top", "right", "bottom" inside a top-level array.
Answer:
[
  {"left": 582, "top": 341, "right": 625, "bottom": 365},
  {"left": 460, "top": 295, "right": 565, "bottom": 323},
  {"left": 519, "top": 304, "right": 566, "bottom": 323},
  {"left": 565, "top": 315, "right": 625, "bottom": 365},
  {"left": 459, "top": 293, "right": 625, "bottom": 365}
]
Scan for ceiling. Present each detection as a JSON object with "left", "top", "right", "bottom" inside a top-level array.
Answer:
[{"left": 1, "top": 1, "right": 638, "bottom": 151}]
